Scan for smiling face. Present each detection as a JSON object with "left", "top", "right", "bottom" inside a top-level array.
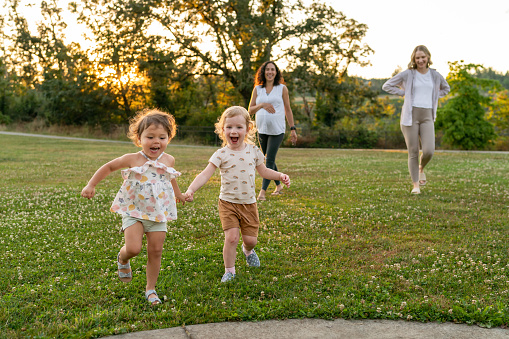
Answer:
[
  {"left": 414, "top": 50, "right": 429, "bottom": 72},
  {"left": 138, "top": 124, "right": 169, "bottom": 159},
  {"left": 264, "top": 62, "right": 277, "bottom": 83},
  {"left": 223, "top": 114, "right": 249, "bottom": 150}
]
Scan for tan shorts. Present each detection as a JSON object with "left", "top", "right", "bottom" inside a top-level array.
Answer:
[
  {"left": 121, "top": 215, "right": 167, "bottom": 233},
  {"left": 218, "top": 199, "right": 259, "bottom": 237}
]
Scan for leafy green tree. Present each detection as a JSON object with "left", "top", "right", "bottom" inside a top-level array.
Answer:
[
  {"left": 474, "top": 67, "right": 509, "bottom": 90},
  {"left": 88, "top": 0, "right": 372, "bottom": 107},
  {"left": 0, "top": 25, "right": 13, "bottom": 123},
  {"left": 312, "top": 76, "right": 382, "bottom": 127},
  {"left": 436, "top": 61, "right": 502, "bottom": 150},
  {"left": 71, "top": 0, "right": 156, "bottom": 120},
  {"left": 487, "top": 90, "right": 509, "bottom": 131},
  {"left": 4, "top": 0, "right": 122, "bottom": 126},
  {"left": 280, "top": 2, "right": 377, "bottom": 128}
]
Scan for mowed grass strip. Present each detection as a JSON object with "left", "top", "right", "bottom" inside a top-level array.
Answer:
[{"left": 0, "top": 134, "right": 508, "bottom": 338}]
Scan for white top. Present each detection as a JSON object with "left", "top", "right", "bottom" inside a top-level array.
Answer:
[
  {"left": 209, "top": 144, "right": 265, "bottom": 204},
  {"left": 255, "top": 84, "right": 286, "bottom": 135},
  {"left": 412, "top": 70, "right": 433, "bottom": 109},
  {"left": 110, "top": 152, "right": 180, "bottom": 222},
  {"left": 381, "top": 69, "right": 450, "bottom": 126}
]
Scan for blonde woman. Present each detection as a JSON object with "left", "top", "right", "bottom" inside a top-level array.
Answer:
[{"left": 382, "top": 45, "right": 450, "bottom": 194}]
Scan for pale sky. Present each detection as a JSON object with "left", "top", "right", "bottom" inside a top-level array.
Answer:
[
  {"left": 327, "top": 0, "right": 509, "bottom": 79},
  {"left": 5, "top": 0, "right": 509, "bottom": 80}
]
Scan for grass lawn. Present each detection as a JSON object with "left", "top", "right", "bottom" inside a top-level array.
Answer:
[{"left": 0, "top": 134, "right": 508, "bottom": 338}]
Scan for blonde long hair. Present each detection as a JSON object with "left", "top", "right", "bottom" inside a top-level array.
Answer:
[
  {"left": 214, "top": 106, "right": 257, "bottom": 147},
  {"left": 408, "top": 45, "right": 433, "bottom": 69}
]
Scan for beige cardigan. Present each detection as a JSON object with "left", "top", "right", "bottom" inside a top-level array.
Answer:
[{"left": 382, "top": 68, "right": 450, "bottom": 126}]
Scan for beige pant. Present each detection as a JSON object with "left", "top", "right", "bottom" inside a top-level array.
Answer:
[{"left": 400, "top": 107, "right": 434, "bottom": 183}]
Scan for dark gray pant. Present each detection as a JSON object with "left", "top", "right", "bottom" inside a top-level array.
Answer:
[
  {"left": 400, "top": 107, "right": 435, "bottom": 183},
  {"left": 258, "top": 133, "right": 285, "bottom": 191}
]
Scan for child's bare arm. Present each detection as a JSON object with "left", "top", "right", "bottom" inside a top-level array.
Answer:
[
  {"left": 185, "top": 163, "right": 217, "bottom": 201},
  {"left": 256, "top": 164, "right": 291, "bottom": 188},
  {"left": 171, "top": 179, "right": 187, "bottom": 205},
  {"left": 81, "top": 155, "right": 131, "bottom": 199},
  {"left": 168, "top": 156, "right": 186, "bottom": 205}
]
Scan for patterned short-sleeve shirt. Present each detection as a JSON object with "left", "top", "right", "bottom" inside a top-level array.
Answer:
[{"left": 209, "top": 143, "right": 265, "bottom": 204}]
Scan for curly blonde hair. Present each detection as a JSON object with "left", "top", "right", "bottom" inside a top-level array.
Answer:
[
  {"left": 214, "top": 106, "right": 257, "bottom": 147},
  {"left": 127, "top": 108, "right": 177, "bottom": 147}
]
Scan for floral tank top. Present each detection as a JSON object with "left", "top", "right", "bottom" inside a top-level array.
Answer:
[{"left": 110, "top": 151, "right": 181, "bottom": 222}]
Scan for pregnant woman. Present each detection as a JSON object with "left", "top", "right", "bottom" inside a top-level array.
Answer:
[{"left": 248, "top": 61, "right": 297, "bottom": 201}]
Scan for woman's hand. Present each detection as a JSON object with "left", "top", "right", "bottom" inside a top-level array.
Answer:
[
  {"left": 290, "top": 130, "right": 297, "bottom": 146},
  {"left": 263, "top": 103, "right": 276, "bottom": 113}
]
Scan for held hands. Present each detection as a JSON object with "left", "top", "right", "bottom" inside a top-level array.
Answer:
[
  {"left": 175, "top": 192, "right": 187, "bottom": 205},
  {"left": 81, "top": 185, "right": 96, "bottom": 199},
  {"left": 184, "top": 190, "right": 195, "bottom": 202},
  {"left": 280, "top": 173, "right": 291, "bottom": 188}
]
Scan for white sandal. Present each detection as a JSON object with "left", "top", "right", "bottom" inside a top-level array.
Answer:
[
  {"left": 145, "top": 289, "right": 162, "bottom": 305},
  {"left": 411, "top": 187, "right": 421, "bottom": 195},
  {"left": 419, "top": 172, "right": 427, "bottom": 186},
  {"left": 117, "top": 253, "right": 132, "bottom": 282}
]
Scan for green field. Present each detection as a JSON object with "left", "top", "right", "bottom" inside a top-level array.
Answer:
[{"left": 1, "top": 134, "right": 508, "bottom": 338}]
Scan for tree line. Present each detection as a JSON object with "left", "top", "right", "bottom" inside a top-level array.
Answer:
[{"left": 1, "top": 0, "right": 508, "bottom": 150}]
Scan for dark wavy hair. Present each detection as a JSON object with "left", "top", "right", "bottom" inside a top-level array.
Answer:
[{"left": 254, "top": 61, "right": 285, "bottom": 87}]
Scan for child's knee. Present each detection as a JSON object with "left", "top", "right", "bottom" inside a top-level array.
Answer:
[
  {"left": 243, "top": 237, "right": 257, "bottom": 248},
  {"left": 125, "top": 244, "right": 142, "bottom": 257},
  {"left": 224, "top": 230, "right": 240, "bottom": 245},
  {"left": 148, "top": 245, "right": 163, "bottom": 258}
]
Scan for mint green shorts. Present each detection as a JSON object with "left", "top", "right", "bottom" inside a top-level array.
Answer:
[{"left": 121, "top": 215, "right": 167, "bottom": 233}]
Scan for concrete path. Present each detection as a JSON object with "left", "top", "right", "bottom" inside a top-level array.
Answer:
[{"left": 106, "top": 318, "right": 508, "bottom": 339}]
